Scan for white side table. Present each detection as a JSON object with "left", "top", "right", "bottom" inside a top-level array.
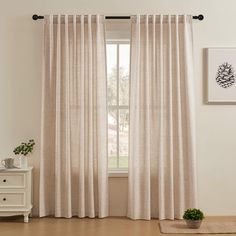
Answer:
[{"left": 0, "top": 167, "right": 33, "bottom": 222}]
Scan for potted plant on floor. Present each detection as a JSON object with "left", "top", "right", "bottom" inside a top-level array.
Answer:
[
  {"left": 183, "top": 208, "right": 204, "bottom": 229},
  {"left": 13, "top": 139, "right": 35, "bottom": 168}
]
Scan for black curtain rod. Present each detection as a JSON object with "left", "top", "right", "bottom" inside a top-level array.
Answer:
[{"left": 32, "top": 14, "right": 204, "bottom": 21}]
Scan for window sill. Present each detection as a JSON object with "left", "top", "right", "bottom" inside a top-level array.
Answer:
[{"left": 108, "top": 169, "right": 128, "bottom": 178}]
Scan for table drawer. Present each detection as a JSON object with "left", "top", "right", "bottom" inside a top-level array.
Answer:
[
  {"left": 0, "top": 173, "right": 25, "bottom": 188},
  {"left": 0, "top": 192, "right": 25, "bottom": 207}
]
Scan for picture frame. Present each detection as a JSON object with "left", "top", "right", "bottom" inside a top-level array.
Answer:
[{"left": 206, "top": 48, "right": 236, "bottom": 104}]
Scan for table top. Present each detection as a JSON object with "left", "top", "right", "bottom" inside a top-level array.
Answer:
[{"left": 0, "top": 166, "right": 33, "bottom": 172}]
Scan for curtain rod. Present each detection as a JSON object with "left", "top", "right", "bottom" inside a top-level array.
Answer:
[{"left": 32, "top": 14, "right": 204, "bottom": 21}]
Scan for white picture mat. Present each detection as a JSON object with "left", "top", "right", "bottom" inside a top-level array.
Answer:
[{"left": 207, "top": 48, "right": 236, "bottom": 103}]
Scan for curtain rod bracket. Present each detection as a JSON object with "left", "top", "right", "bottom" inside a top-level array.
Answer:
[{"left": 32, "top": 14, "right": 204, "bottom": 21}]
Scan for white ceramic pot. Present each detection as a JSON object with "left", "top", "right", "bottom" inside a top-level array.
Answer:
[{"left": 19, "top": 156, "right": 28, "bottom": 169}]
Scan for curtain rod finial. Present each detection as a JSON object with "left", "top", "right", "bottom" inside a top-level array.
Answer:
[
  {"left": 198, "top": 14, "right": 204, "bottom": 20},
  {"left": 32, "top": 14, "right": 44, "bottom": 20},
  {"left": 32, "top": 14, "right": 39, "bottom": 20},
  {"left": 192, "top": 14, "right": 204, "bottom": 20}
]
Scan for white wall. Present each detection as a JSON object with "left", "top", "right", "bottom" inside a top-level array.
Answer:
[{"left": 1, "top": 0, "right": 236, "bottom": 216}]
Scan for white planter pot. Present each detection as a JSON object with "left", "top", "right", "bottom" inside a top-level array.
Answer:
[{"left": 19, "top": 156, "right": 28, "bottom": 169}]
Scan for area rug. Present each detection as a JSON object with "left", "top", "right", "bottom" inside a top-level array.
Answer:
[{"left": 159, "top": 220, "right": 236, "bottom": 234}]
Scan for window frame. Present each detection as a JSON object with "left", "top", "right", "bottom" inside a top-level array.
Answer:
[{"left": 106, "top": 40, "right": 130, "bottom": 174}]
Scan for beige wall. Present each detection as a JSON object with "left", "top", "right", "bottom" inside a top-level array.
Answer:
[{"left": 1, "top": 0, "right": 236, "bottom": 216}]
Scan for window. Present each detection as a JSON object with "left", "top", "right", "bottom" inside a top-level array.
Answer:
[{"left": 106, "top": 41, "right": 130, "bottom": 171}]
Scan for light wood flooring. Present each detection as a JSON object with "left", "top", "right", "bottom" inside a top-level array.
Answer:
[{"left": 0, "top": 216, "right": 236, "bottom": 236}]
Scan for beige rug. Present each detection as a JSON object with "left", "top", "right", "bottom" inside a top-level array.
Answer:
[{"left": 160, "top": 220, "right": 236, "bottom": 234}]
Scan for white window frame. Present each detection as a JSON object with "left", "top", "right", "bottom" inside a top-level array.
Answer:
[{"left": 106, "top": 40, "right": 130, "bottom": 176}]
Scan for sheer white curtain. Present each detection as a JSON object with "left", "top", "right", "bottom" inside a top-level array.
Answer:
[
  {"left": 39, "top": 15, "right": 108, "bottom": 218},
  {"left": 128, "top": 15, "right": 197, "bottom": 220}
]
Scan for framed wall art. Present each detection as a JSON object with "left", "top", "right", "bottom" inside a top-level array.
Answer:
[{"left": 206, "top": 48, "right": 236, "bottom": 104}]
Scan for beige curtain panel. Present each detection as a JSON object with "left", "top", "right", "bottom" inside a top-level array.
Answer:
[
  {"left": 128, "top": 15, "right": 197, "bottom": 220},
  {"left": 39, "top": 15, "right": 108, "bottom": 218}
]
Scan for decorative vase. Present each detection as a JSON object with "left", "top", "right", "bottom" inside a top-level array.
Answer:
[
  {"left": 19, "top": 156, "right": 28, "bottom": 169},
  {"left": 185, "top": 220, "right": 202, "bottom": 229}
]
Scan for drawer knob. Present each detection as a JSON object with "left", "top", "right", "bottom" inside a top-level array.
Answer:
[
  {"left": 3, "top": 179, "right": 6, "bottom": 183},
  {"left": 3, "top": 198, "right": 6, "bottom": 201}
]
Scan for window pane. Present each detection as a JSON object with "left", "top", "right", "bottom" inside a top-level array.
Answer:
[
  {"left": 119, "top": 44, "right": 130, "bottom": 106},
  {"left": 119, "top": 109, "right": 129, "bottom": 168},
  {"left": 107, "top": 44, "right": 117, "bottom": 106},
  {"left": 108, "top": 109, "right": 117, "bottom": 168}
]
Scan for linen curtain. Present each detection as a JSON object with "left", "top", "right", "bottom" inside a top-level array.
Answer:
[
  {"left": 128, "top": 15, "right": 197, "bottom": 220},
  {"left": 39, "top": 15, "right": 108, "bottom": 218}
]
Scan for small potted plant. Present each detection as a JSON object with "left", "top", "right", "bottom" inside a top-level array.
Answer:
[
  {"left": 183, "top": 208, "right": 204, "bottom": 229},
  {"left": 13, "top": 139, "right": 35, "bottom": 168}
]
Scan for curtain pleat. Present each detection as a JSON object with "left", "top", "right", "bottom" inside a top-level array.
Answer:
[
  {"left": 40, "top": 14, "right": 108, "bottom": 218},
  {"left": 128, "top": 14, "right": 197, "bottom": 220}
]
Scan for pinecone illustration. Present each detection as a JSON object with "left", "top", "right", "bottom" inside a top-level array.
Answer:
[{"left": 216, "top": 62, "right": 235, "bottom": 88}]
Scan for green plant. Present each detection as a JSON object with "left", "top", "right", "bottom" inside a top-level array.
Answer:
[
  {"left": 13, "top": 139, "right": 35, "bottom": 156},
  {"left": 183, "top": 208, "right": 204, "bottom": 221}
]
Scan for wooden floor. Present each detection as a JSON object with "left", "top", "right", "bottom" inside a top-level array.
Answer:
[{"left": 0, "top": 216, "right": 236, "bottom": 236}]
